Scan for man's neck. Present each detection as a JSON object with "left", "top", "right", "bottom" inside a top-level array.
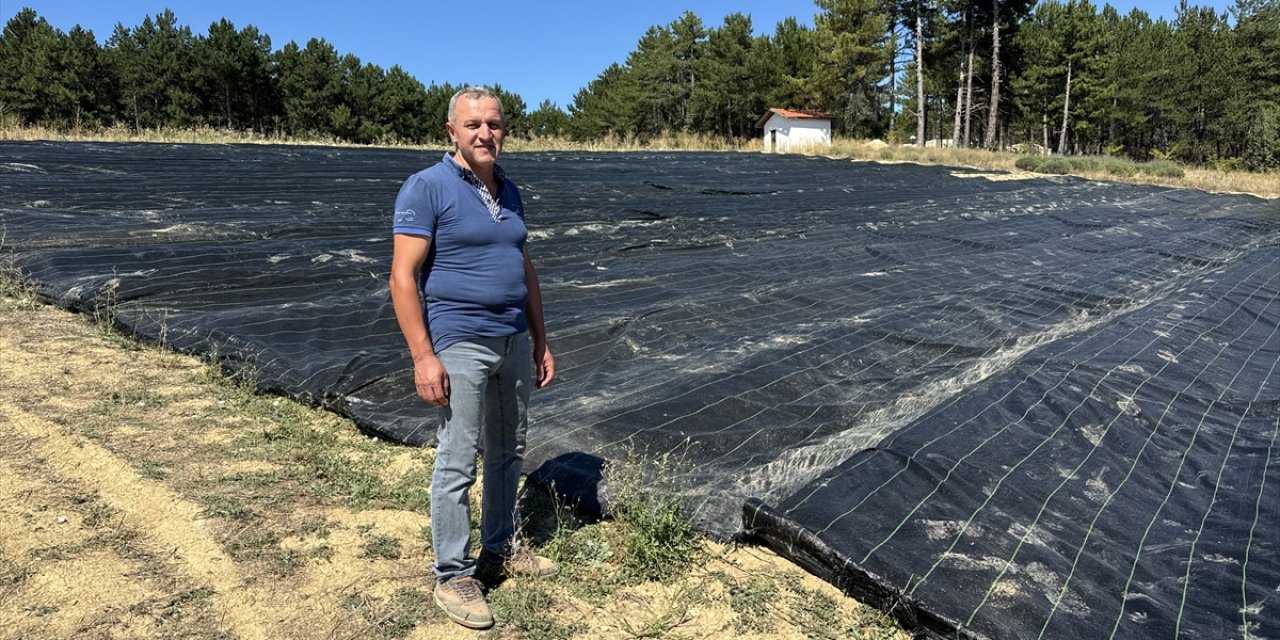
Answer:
[
  {"left": 453, "top": 152, "right": 498, "bottom": 193},
  {"left": 452, "top": 151, "right": 491, "bottom": 176}
]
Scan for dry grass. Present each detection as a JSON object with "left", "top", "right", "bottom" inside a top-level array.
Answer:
[{"left": 819, "top": 140, "right": 1280, "bottom": 199}]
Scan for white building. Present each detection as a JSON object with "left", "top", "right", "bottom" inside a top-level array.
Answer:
[{"left": 754, "top": 108, "right": 833, "bottom": 152}]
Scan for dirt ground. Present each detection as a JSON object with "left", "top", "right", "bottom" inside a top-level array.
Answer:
[{"left": 0, "top": 296, "right": 907, "bottom": 640}]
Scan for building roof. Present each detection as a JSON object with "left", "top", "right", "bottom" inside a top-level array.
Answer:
[{"left": 754, "top": 108, "right": 834, "bottom": 129}]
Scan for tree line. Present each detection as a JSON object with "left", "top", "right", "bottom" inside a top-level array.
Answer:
[
  {"left": 1, "top": 2, "right": 1277, "bottom": 170},
  {"left": 0, "top": 8, "right": 536, "bottom": 145}
]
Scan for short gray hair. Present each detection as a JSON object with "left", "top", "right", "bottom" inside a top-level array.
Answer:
[{"left": 447, "top": 86, "right": 504, "bottom": 123}]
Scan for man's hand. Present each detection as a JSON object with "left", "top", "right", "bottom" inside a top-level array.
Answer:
[
  {"left": 534, "top": 344, "right": 555, "bottom": 389},
  {"left": 414, "top": 354, "right": 450, "bottom": 406}
]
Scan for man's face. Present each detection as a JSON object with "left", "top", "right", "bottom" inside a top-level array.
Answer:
[{"left": 447, "top": 96, "right": 504, "bottom": 173}]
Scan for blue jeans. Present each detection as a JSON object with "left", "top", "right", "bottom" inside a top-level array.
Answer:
[{"left": 431, "top": 332, "right": 531, "bottom": 582}]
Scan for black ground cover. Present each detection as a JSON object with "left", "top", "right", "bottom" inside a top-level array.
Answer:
[{"left": 2, "top": 141, "right": 1277, "bottom": 639}]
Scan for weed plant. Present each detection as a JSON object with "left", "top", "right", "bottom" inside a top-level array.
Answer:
[
  {"left": 361, "top": 533, "right": 403, "bottom": 560},
  {"left": 0, "top": 238, "right": 39, "bottom": 310},
  {"left": 726, "top": 574, "right": 779, "bottom": 633},
  {"left": 604, "top": 451, "right": 704, "bottom": 583},
  {"left": 488, "top": 585, "right": 583, "bottom": 640}
]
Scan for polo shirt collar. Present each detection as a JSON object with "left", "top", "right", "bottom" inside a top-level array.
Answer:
[{"left": 442, "top": 152, "right": 506, "bottom": 186}]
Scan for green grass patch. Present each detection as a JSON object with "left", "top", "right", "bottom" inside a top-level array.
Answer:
[
  {"left": 490, "top": 584, "right": 583, "bottom": 640},
  {"left": 224, "top": 528, "right": 282, "bottom": 562},
  {"left": 1015, "top": 153, "right": 1185, "bottom": 181},
  {"left": 199, "top": 494, "right": 256, "bottom": 520},
  {"left": 605, "top": 452, "right": 703, "bottom": 584},
  {"left": 386, "top": 467, "right": 432, "bottom": 512},
  {"left": 298, "top": 516, "right": 334, "bottom": 538},
  {"left": 544, "top": 522, "right": 625, "bottom": 602},
  {"left": 138, "top": 460, "right": 170, "bottom": 480},
  {"left": 267, "top": 547, "right": 307, "bottom": 576},
  {"left": 725, "top": 574, "right": 779, "bottom": 633},
  {"left": 792, "top": 585, "right": 842, "bottom": 640},
  {"left": 361, "top": 533, "right": 403, "bottom": 560}
]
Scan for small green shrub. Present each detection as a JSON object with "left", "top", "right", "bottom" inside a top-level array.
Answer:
[
  {"left": 1014, "top": 155, "right": 1045, "bottom": 171},
  {"left": 543, "top": 522, "right": 626, "bottom": 602},
  {"left": 1139, "top": 159, "right": 1185, "bottom": 178},
  {"left": 605, "top": 452, "right": 703, "bottom": 583},
  {"left": 1067, "top": 156, "right": 1103, "bottom": 172},
  {"left": 1102, "top": 157, "right": 1138, "bottom": 177},
  {"left": 1214, "top": 156, "right": 1244, "bottom": 173},
  {"left": 1037, "top": 157, "right": 1074, "bottom": 174}
]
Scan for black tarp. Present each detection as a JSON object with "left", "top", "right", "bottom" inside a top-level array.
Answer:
[{"left": 2, "top": 141, "right": 1277, "bottom": 639}]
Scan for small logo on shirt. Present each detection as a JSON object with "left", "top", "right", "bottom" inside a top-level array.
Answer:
[{"left": 394, "top": 210, "right": 416, "bottom": 223}]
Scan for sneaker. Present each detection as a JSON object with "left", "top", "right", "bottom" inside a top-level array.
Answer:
[
  {"left": 504, "top": 550, "right": 560, "bottom": 578},
  {"left": 479, "top": 548, "right": 560, "bottom": 579},
  {"left": 434, "top": 576, "right": 493, "bottom": 629}
]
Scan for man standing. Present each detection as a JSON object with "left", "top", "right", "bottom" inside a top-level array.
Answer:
[{"left": 390, "top": 86, "right": 557, "bottom": 630}]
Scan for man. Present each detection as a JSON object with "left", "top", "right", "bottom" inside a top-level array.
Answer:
[{"left": 390, "top": 86, "right": 557, "bottom": 630}]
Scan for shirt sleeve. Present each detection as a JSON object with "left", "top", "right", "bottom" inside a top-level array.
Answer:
[{"left": 393, "top": 173, "right": 437, "bottom": 237}]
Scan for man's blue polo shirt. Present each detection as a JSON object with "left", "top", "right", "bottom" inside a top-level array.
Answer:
[{"left": 393, "top": 154, "right": 528, "bottom": 353}]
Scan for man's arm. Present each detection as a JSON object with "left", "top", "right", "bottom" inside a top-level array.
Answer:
[
  {"left": 390, "top": 233, "right": 450, "bottom": 406},
  {"left": 524, "top": 247, "right": 555, "bottom": 388}
]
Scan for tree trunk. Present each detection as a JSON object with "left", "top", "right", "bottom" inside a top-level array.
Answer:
[
  {"left": 983, "top": 0, "right": 1001, "bottom": 150},
  {"left": 888, "top": 26, "right": 897, "bottom": 135},
  {"left": 224, "top": 85, "right": 233, "bottom": 129},
  {"left": 964, "top": 49, "right": 975, "bottom": 146},
  {"left": 915, "top": 0, "right": 926, "bottom": 147},
  {"left": 952, "top": 61, "right": 964, "bottom": 146},
  {"left": 1042, "top": 111, "right": 1049, "bottom": 153},
  {"left": 1058, "top": 58, "right": 1072, "bottom": 154}
]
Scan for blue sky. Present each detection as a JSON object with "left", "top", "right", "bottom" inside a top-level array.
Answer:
[{"left": 7, "top": 1, "right": 1234, "bottom": 109}]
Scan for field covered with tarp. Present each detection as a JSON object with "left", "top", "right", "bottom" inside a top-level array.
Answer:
[{"left": 2, "top": 141, "right": 1277, "bottom": 639}]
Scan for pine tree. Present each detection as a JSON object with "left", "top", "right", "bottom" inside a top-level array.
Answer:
[
  {"left": 194, "top": 19, "right": 275, "bottom": 132},
  {"left": 0, "top": 9, "right": 65, "bottom": 125},
  {"left": 694, "top": 13, "right": 757, "bottom": 138},
  {"left": 54, "top": 25, "right": 110, "bottom": 129},
  {"left": 526, "top": 99, "right": 570, "bottom": 138},
  {"left": 764, "top": 17, "right": 821, "bottom": 110},
  {"left": 568, "top": 63, "right": 639, "bottom": 140},
  {"left": 811, "top": 0, "right": 893, "bottom": 137},
  {"left": 275, "top": 37, "right": 343, "bottom": 137}
]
